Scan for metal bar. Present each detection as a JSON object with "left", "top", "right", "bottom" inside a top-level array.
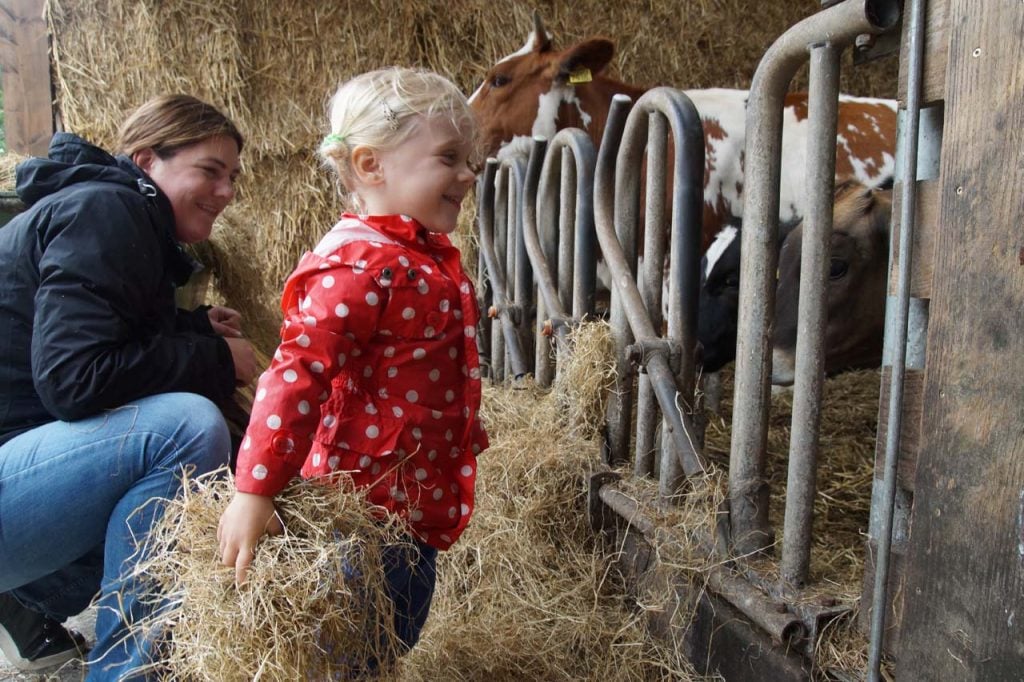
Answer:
[
  {"left": 780, "top": 42, "right": 841, "bottom": 588},
  {"left": 868, "top": 0, "right": 924, "bottom": 675},
  {"left": 478, "top": 159, "right": 530, "bottom": 379},
  {"left": 595, "top": 89, "right": 708, "bottom": 477},
  {"left": 491, "top": 165, "right": 509, "bottom": 381},
  {"left": 511, "top": 157, "right": 534, "bottom": 376},
  {"left": 635, "top": 112, "right": 668, "bottom": 480},
  {"left": 730, "top": 0, "right": 900, "bottom": 556}
]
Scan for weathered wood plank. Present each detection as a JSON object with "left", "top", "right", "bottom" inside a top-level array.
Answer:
[
  {"left": 898, "top": 0, "right": 950, "bottom": 106},
  {"left": 0, "top": 0, "right": 53, "bottom": 156},
  {"left": 899, "top": 2, "right": 1024, "bottom": 678},
  {"left": 889, "top": 178, "right": 939, "bottom": 300}
]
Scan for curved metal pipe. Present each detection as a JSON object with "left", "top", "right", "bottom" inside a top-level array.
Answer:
[{"left": 730, "top": 0, "right": 900, "bottom": 555}]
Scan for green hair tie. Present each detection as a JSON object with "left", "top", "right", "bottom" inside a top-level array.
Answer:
[{"left": 321, "top": 132, "right": 346, "bottom": 148}]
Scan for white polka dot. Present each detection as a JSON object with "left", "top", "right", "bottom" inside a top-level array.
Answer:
[
  {"left": 378, "top": 388, "right": 389, "bottom": 399},
  {"left": 399, "top": 255, "right": 410, "bottom": 266},
  {"left": 445, "top": 429, "right": 453, "bottom": 441},
  {"left": 464, "top": 325, "right": 475, "bottom": 338},
  {"left": 319, "top": 263, "right": 330, "bottom": 270},
  {"left": 301, "top": 296, "right": 312, "bottom": 310},
  {"left": 460, "top": 464, "right": 473, "bottom": 477},
  {"left": 409, "top": 428, "right": 421, "bottom": 440},
  {"left": 353, "top": 260, "right": 366, "bottom": 274},
  {"left": 402, "top": 307, "right": 415, "bottom": 320},
  {"left": 420, "top": 264, "right": 432, "bottom": 274},
  {"left": 450, "top": 446, "right": 460, "bottom": 458},
  {"left": 319, "top": 391, "right": 329, "bottom": 401},
  {"left": 428, "top": 449, "right": 437, "bottom": 461},
  {"left": 363, "top": 366, "right": 373, "bottom": 378},
  {"left": 384, "top": 346, "right": 396, "bottom": 358},
  {"left": 256, "top": 388, "right": 267, "bottom": 401},
  {"left": 298, "top": 400, "right": 310, "bottom": 415},
  {"left": 461, "top": 503, "right": 470, "bottom": 516},
  {"left": 470, "top": 367, "right": 481, "bottom": 379},
  {"left": 432, "top": 488, "right": 443, "bottom": 500},
  {"left": 296, "top": 334, "right": 311, "bottom": 347},
  {"left": 410, "top": 509, "right": 423, "bottom": 522},
  {"left": 415, "top": 468, "right": 428, "bottom": 481},
  {"left": 351, "top": 347, "right": 361, "bottom": 356},
  {"left": 370, "top": 241, "right": 382, "bottom": 248},
  {"left": 323, "top": 415, "right": 337, "bottom": 427},
  {"left": 329, "top": 255, "right": 342, "bottom": 263},
  {"left": 449, "top": 348, "right": 458, "bottom": 359},
  {"left": 283, "top": 369, "right": 298, "bottom": 383},
  {"left": 267, "top": 415, "right": 281, "bottom": 429},
  {"left": 448, "top": 507, "right": 457, "bottom": 519},
  {"left": 454, "top": 310, "right": 462, "bottom": 320},
  {"left": 392, "top": 406, "right": 404, "bottom": 418},
  {"left": 387, "top": 367, "right": 398, "bottom": 378},
  {"left": 312, "top": 452, "right": 321, "bottom": 466},
  {"left": 440, "top": 534, "right": 452, "bottom": 544},
  {"left": 432, "top": 410, "right": 442, "bottom": 419},
  {"left": 413, "top": 348, "right": 426, "bottom": 360},
  {"left": 366, "top": 292, "right": 379, "bottom": 306},
  {"left": 439, "top": 300, "right": 450, "bottom": 312},
  {"left": 406, "top": 390, "right": 419, "bottom": 402},
  {"left": 450, "top": 484, "right": 459, "bottom": 493},
  {"left": 445, "top": 390, "right": 455, "bottom": 402},
  {"left": 310, "top": 361, "right": 324, "bottom": 373},
  {"left": 335, "top": 303, "right": 349, "bottom": 317},
  {"left": 303, "top": 316, "right": 317, "bottom": 327},
  {"left": 365, "top": 403, "right": 377, "bottom": 414},
  {"left": 322, "top": 275, "right": 335, "bottom": 288},
  {"left": 392, "top": 488, "right": 406, "bottom": 502},
  {"left": 424, "top": 327, "right": 436, "bottom": 338},
  {"left": 463, "top": 407, "right": 470, "bottom": 418},
  {"left": 417, "top": 280, "right": 430, "bottom": 295},
  {"left": 275, "top": 349, "right": 284, "bottom": 361},
  {"left": 328, "top": 456, "right": 340, "bottom": 469},
  {"left": 337, "top": 353, "right": 347, "bottom": 367},
  {"left": 371, "top": 463, "right": 381, "bottom": 475},
  {"left": 359, "top": 455, "right": 372, "bottom": 468},
  {"left": 243, "top": 436, "right": 251, "bottom": 450},
  {"left": 429, "top": 369, "right": 440, "bottom": 382},
  {"left": 462, "top": 365, "right": 468, "bottom": 376},
  {"left": 366, "top": 425, "right": 380, "bottom": 438},
  {"left": 460, "top": 282, "right": 470, "bottom": 294},
  {"left": 252, "top": 464, "right": 268, "bottom": 480},
  {"left": 472, "top": 444, "right": 481, "bottom": 454}
]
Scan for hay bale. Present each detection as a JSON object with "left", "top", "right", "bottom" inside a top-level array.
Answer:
[{"left": 130, "top": 471, "right": 409, "bottom": 681}]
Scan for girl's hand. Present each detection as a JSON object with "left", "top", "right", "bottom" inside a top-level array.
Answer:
[
  {"left": 217, "top": 491, "right": 284, "bottom": 585},
  {"left": 208, "top": 305, "right": 244, "bottom": 337}
]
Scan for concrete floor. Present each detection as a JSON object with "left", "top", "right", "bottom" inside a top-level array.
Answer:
[{"left": 0, "top": 607, "right": 95, "bottom": 681}]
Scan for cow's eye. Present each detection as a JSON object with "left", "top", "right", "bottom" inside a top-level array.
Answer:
[
  {"left": 725, "top": 274, "right": 740, "bottom": 288},
  {"left": 491, "top": 74, "right": 511, "bottom": 88},
  {"left": 829, "top": 258, "right": 848, "bottom": 280}
]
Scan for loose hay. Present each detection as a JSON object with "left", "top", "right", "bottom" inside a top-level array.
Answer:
[{"left": 130, "top": 471, "right": 409, "bottom": 681}]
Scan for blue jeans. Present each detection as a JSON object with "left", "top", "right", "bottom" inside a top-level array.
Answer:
[{"left": 0, "top": 393, "right": 230, "bottom": 681}]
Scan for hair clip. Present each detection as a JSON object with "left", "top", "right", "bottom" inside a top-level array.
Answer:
[
  {"left": 321, "top": 132, "right": 347, "bottom": 148},
  {"left": 382, "top": 102, "right": 400, "bottom": 131}
]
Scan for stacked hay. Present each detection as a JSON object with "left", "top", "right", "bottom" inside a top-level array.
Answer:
[{"left": 46, "top": 0, "right": 898, "bottom": 350}]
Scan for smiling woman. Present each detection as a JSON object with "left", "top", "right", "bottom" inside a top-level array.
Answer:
[{"left": 0, "top": 94, "right": 259, "bottom": 680}]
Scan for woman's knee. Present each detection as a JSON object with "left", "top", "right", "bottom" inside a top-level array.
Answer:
[{"left": 136, "top": 392, "right": 232, "bottom": 473}]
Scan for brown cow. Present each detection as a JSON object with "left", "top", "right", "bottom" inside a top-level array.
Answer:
[
  {"left": 770, "top": 180, "right": 892, "bottom": 385},
  {"left": 469, "top": 15, "right": 897, "bottom": 251}
]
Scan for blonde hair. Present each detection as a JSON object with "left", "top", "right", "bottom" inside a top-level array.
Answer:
[
  {"left": 117, "top": 94, "right": 243, "bottom": 158},
  {"left": 318, "top": 67, "right": 477, "bottom": 209}
]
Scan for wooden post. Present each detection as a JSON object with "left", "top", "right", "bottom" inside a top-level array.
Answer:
[
  {"left": 0, "top": 0, "right": 54, "bottom": 156},
  {"left": 898, "top": 1, "right": 1024, "bottom": 678}
]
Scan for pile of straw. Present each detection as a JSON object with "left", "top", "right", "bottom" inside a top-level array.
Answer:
[{"left": 130, "top": 473, "right": 409, "bottom": 681}]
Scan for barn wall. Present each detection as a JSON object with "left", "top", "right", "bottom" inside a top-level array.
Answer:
[{"left": 48, "top": 0, "right": 898, "bottom": 350}]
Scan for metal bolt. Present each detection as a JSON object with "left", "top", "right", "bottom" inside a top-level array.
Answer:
[
  {"left": 972, "top": 47, "right": 981, "bottom": 57},
  {"left": 856, "top": 34, "right": 876, "bottom": 50},
  {"left": 956, "top": 186, "right": 964, "bottom": 195}
]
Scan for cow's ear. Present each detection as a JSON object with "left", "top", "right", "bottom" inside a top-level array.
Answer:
[
  {"left": 556, "top": 38, "right": 615, "bottom": 82},
  {"left": 532, "top": 10, "right": 552, "bottom": 53}
]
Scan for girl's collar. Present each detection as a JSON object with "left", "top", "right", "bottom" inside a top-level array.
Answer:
[{"left": 342, "top": 213, "right": 448, "bottom": 246}]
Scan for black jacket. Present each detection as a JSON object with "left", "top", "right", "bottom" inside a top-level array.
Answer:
[{"left": 0, "top": 133, "right": 236, "bottom": 446}]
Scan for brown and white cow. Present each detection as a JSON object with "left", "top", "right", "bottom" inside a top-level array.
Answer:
[
  {"left": 770, "top": 180, "right": 892, "bottom": 385},
  {"left": 469, "top": 15, "right": 897, "bottom": 250}
]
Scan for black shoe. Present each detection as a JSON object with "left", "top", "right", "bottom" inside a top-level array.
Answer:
[{"left": 0, "top": 592, "right": 88, "bottom": 671}]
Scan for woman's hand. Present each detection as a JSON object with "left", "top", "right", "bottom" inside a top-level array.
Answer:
[
  {"left": 217, "top": 491, "right": 284, "bottom": 585},
  {"left": 224, "top": 337, "right": 259, "bottom": 386},
  {"left": 208, "top": 306, "right": 244, "bottom": 337}
]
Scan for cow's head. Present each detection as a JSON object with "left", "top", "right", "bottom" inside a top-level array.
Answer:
[
  {"left": 469, "top": 13, "right": 616, "bottom": 158},
  {"left": 698, "top": 217, "right": 799, "bottom": 373},
  {"left": 771, "top": 180, "right": 892, "bottom": 385}
]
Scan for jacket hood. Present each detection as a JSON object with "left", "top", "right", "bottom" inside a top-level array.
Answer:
[{"left": 15, "top": 132, "right": 152, "bottom": 207}]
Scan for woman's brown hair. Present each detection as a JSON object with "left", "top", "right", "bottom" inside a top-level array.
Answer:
[{"left": 116, "top": 94, "right": 244, "bottom": 158}]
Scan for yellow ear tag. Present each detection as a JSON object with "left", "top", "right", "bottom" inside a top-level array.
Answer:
[{"left": 568, "top": 67, "right": 593, "bottom": 85}]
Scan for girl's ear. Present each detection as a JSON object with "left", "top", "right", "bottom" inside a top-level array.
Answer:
[
  {"left": 133, "top": 148, "right": 157, "bottom": 173},
  {"left": 351, "top": 145, "right": 383, "bottom": 186}
]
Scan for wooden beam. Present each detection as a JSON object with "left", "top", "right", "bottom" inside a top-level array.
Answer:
[
  {"left": 0, "top": 0, "right": 53, "bottom": 156},
  {"left": 898, "top": 0, "right": 950, "bottom": 106},
  {"left": 898, "top": 2, "right": 1024, "bottom": 677}
]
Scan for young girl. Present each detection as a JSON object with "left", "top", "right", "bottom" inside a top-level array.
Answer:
[{"left": 217, "top": 67, "right": 488, "bottom": 662}]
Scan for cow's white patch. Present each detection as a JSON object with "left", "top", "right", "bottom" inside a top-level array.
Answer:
[
  {"left": 684, "top": 89, "right": 749, "bottom": 221},
  {"left": 533, "top": 87, "right": 564, "bottom": 139},
  {"left": 704, "top": 225, "right": 738, "bottom": 280},
  {"left": 469, "top": 30, "right": 550, "bottom": 104}
]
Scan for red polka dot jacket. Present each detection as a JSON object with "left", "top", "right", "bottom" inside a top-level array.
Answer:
[{"left": 235, "top": 214, "right": 489, "bottom": 550}]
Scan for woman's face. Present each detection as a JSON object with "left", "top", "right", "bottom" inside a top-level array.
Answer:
[{"left": 135, "top": 135, "right": 241, "bottom": 243}]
